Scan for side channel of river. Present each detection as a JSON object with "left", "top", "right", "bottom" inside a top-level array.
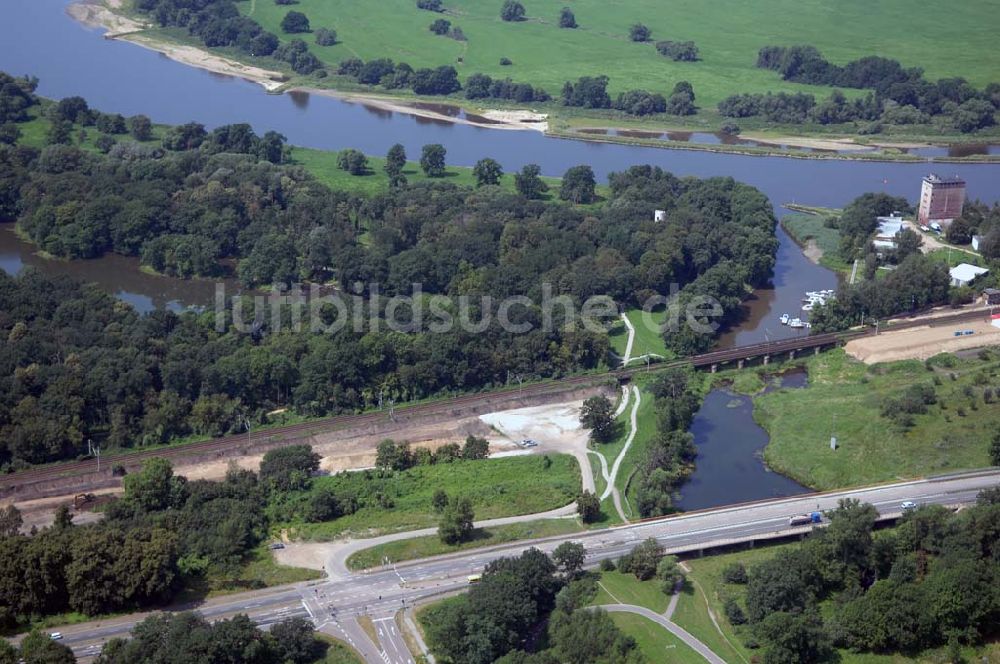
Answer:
[{"left": 676, "top": 371, "right": 813, "bottom": 511}]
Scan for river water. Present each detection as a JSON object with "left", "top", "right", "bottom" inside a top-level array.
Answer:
[
  {"left": 2, "top": 0, "right": 1000, "bottom": 340},
  {"left": 677, "top": 372, "right": 812, "bottom": 510}
]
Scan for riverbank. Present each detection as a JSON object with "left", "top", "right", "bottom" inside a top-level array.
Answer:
[
  {"left": 72, "top": 1, "right": 1000, "bottom": 163},
  {"left": 779, "top": 206, "right": 851, "bottom": 273},
  {"left": 755, "top": 349, "right": 998, "bottom": 490}
]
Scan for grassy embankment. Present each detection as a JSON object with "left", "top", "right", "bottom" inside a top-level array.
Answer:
[
  {"left": 313, "top": 635, "right": 365, "bottom": 664},
  {"left": 346, "top": 517, "right": 582, "bottom": 570},
  {"left": 607, "top": 307, "right": 672, "bottom": 362},
  {"left": 281, "top": 454, "right": 580, "bottom": 541},
  {"left": 199, "top": 0, "right": 993, "bottom": 148},
  {"left": 756, "top": 349, "right": 999, "bottom": 490},
  {"left": 780, "top": 206, "right": 853, "bottom": 274},
  {"left": 677, "top": 541, "right": 1000, "bottom": 664}
]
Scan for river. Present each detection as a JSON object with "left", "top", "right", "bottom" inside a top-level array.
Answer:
[
  {"left": 677, "top": 372, "right": 812, "bottom": 510},
  {"left": 2, "top": 0, "right": 1000, "bottom": 342}
]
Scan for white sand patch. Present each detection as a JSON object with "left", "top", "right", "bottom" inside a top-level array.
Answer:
[{"left": 480, "top": 401, "right": 585, "bottom": 443}]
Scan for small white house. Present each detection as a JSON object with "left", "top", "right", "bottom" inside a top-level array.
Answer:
[
  {"left": 972, "top": 235, "right": 982, "bottom": 252},
  {"left": 873, "top": 214, "right": 906, "bottom": 251},
  {"left": 654, "top": 210, "right": 667, "bottom": 223},
  {"left": 876, "top": 214, "right": 905, "bottom": 238},
  {"left": 949, "top": 263, "right": 989, "bottom": 287}
]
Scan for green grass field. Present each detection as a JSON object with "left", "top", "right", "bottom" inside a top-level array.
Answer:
[
  {"left": 590, "top": 570, "right": 669, "bottom": 614},
  {"left": 313, "top": 635, "right": 365, "bottom": 664},
  {"left": 282, "top": 454, "right": 580, "bottom": 540},
  {"left": 242, "top": 0, "right": 1000, "bottom": 109},
  {"left": 756, "top": 349, "right": 999, "bottom": 490},
  {"left": 608, "top": 612, "right": 705, "bottom": 664},
  {"left": 290, "top": 146, "right": 566, "bottom": 197},
  {"left": 780, "top": 210, "right": 852, "bottom": 273},
  {"left": 608, "top": 308, "right": 672, "bottom": 362},
  {"left": 345, "top": 517, "right": 582, "bottom": 570}
]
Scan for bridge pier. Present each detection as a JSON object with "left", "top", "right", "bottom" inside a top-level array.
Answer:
[
  {"left": 762, "top": 355, "right": 770, "bottom": 366},
  {"left": 814, "top": 346, "right": 821, "bottom": 356},
  {"left": 710, "top": 364, "right": 718, "bottom": 374},
  {"left": 737, "top": 359, "right": 744, "bottom": 370},
  {"left": 789, "top": 349, "right": 796, "bottom": 360}
]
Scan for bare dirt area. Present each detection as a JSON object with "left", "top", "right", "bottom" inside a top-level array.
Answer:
[
  {"left": 744, "top": 135, "right": 877, "bottom": 152},
  {"left": 67, "top": 0, "right": 145, "bottom": 37},
  {"left": 2, "top": 489, "right": 117, "bottom": 533},
  {"left": 6, "top": 385, "right": 605, "bottom": 530},
  {"left": 846, "top": 319, "right": 1000, "bottom": 363},
  {"left": 802, "top": 238, "right": 823, "bottom": 263}
]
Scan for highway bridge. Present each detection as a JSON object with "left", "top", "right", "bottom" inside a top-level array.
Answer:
[
  {"left": 1, "top": 306, "right": 994, "bottom": 500},
  {"left": 29, "top": 469, "right": 1000, "bottom": 663}
]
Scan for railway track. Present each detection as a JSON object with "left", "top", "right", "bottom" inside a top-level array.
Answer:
[{"left": 2, "top": 306, "right": 992, "bottom": 495}]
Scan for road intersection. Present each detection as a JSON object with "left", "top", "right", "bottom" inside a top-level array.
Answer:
[{"left": 34, "top": 469, "right": 1000, "bottom": 663}]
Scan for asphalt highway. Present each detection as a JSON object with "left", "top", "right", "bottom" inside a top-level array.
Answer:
[{"left": 37, "top": 469, "right": 1000, "bottom": 663}]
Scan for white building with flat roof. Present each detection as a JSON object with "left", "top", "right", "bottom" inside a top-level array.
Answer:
[{"left": 949, "top": 263, "right": 989, "bottom": 287}]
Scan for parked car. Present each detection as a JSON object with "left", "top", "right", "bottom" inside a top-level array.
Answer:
[
  {"left": 49, "top": 632, "right": 62, "bottom": 640},
  {"left": 519, "top": 439, "right": 538, "bottom": 448},
  {"left": 901, "top": 501, "right": 917, "bottom": 512}
]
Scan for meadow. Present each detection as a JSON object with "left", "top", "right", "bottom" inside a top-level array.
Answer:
[
  {"left": 780, "top": 209, "right": 853, "bottom": 273},
  {"left": 756, "top": 349, "right": 999, "bottom": 489},
  {"left": 243, "top": 0, "right": 1000, "bottom": 109},
  {"left": 279, "top": 453, "right": 581, "bottom": 540}
]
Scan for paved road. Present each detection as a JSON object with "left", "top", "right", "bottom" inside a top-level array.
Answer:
[
  {"left": 601, "top": 604, "right": 727, "bottom": 664},
  {"left": 33, "top": 470, "right": 1000, "bottom": 663}
]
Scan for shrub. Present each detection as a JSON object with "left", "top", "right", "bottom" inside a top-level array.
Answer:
[
  {"left": 499, "top": 57, "right": 512, "bottom": 66},
  {"left": 315, "top": 28, "right": 336, "bottom": 46},
  {"left": 722, "top": 562, "right": 748, "bottom": 584},
  {"left": 500, "top": 0, "right": 525, "bottom": 21},
  {"left": 417, "top": 0, "right": 443, "bottom": 10},
  {"left": 559, "top": 7, "right": 577, "bottom": 28},
  {"left": 724, "top": 598, "right": 747, "bottom": 625},
  {"left": 720, "top": 122, "right": 741, "bottom": 135},
  {"left": 280, "top": 10, "right": 311, "bottom": 33},
  {"left": 599, "top": 558, "right": 616, "bottom": 572},
  {"left": 629, "top": 23, "right": 651, "bottom": 42},
  {"left": 429, "top": 18, "right": 451, "bottom": 35},
  {"left": 655, "top": 40, "right": 699, "bottom": 62}
]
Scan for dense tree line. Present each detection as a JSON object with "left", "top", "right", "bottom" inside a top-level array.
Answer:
[
  {"left": 729, "top": 45, "right": 1000, "bottom": 132},
  {"left": 810, "top": 254, "right": 949, "bottom": 332},
  {"left": 135, "top": 0, "right": 283, "bottom": 62},
  {"left": 632, "top": 368, "right": 700, "bottom": 517},
  {"left": 465, "top": 73, "right": 550, "bottom": 102},
  {"left": 734, "top": 495, "right": 1000, "bottom": 662},
  {"left": 949, "top": 200, "right": 1000, "bottom": 259},
  {"left": 422, "top": 547, "right": 645, "bottom": 663},
  {"left": 95, "top": 613, "right": 325, "bottom": 664},
  {"left": 336, "top": 57, "right": 461, "bottom": 95},
  {"left": 560, "top": 76, "right": 696, "bottom": 116},
  {"left": 0, "top": 458, "right": 272, "bottom": 626}
]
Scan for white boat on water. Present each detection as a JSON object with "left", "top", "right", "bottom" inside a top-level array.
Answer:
[
  {"left": 780, "top": 313, "right": 790, "bottom": 325},
  {"left": 789, "top": 318, "right": 805, "bottom": 328},
  {"left": 802, "top": 303, "right": 814, "bottom": 312}
]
